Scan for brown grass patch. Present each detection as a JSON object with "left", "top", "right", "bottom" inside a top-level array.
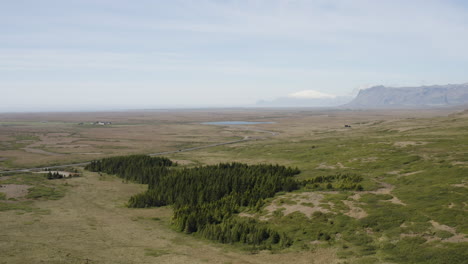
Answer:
[
  {"left": 342, "top": 199, "right": 368, "bottom": 219},
  {"left": 0, "top": 171, "right": 339, "bottom": 263},
  {"left": 393, "top": 141, "right": 428, "bottom": 147},
  {"left": 260, "top": 192, "right": 333, "bottom": 220},
  {"left": 0, "top": 184, "right": 31, "bottom": 199}
]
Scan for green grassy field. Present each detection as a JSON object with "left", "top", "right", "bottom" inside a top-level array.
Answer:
[
  {"left": 170, "top": 110, "right": 468, "bottom": 263},
  {"left": 0, "top": 109, "right": 467, "bottom": 263}
]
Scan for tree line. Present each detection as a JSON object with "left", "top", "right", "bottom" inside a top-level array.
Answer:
[
  {"left": 85, "top": 155, "right": 173, "bottom": 185},
  {"left": 86, "top": 155, "right": 300, "bottom": 248},
  {"left": 85, "top": 155, "right": 365, "bottom": 248}
]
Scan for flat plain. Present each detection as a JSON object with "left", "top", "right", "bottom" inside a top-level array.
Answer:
[{"left": 0, "top": 108, "right": 467, "bottom": 263}]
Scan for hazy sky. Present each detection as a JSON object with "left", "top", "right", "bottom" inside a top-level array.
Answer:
[{"left": 2, "top": 0, "right": 468, "bottom": 111}]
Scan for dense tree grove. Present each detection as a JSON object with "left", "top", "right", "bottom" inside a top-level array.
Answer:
[
  {"left": 130, "top": 162, "right": 300, "bottom": 247},
  {"left": 85, "top": 155, "right": 173, "bottom": 185},
  {"left": 129, "top": 163, "right": 300, "bottom": 207},
  {"left": 86, "top": 155, "right": 300, "bottom": 247}
]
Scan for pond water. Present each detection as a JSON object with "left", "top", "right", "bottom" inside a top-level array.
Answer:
[{"left": 202, "top": 121, "right": 275, "bottom": 125}]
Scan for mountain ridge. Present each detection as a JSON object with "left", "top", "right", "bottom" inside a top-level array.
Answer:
[{"left": 345, "top": 83, "right": 468, "bottom": 108}]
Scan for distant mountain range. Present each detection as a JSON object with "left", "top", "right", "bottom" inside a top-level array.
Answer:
[
  {"left": 345, "top": 83, "right": 468, "bottom": 108},
  {"left": 256, "top": 96, "right": 353, "bottom": 107},
  {"left": 257, "top": 83, "right": 468, "bottom": 108}
]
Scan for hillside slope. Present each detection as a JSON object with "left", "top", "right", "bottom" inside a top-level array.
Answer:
[{"left": 346, "top": 83, "right": 468, "bottom": 108}]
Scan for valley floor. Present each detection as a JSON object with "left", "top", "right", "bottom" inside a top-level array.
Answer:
[
  {"left": 1, "top": 108, "right": 467, "bottom": 263},
  {"left": 0, "top": 171, "right": 337, "bottom": 264}
]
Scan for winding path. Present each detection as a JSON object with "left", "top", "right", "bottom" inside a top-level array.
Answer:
[{"left": 0, "top": 125, "right": 279, "bottom": 174}]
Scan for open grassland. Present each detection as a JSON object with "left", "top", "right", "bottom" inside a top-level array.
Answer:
[
  {"left": 0, "top": 108, "right": 453, "bottom": 169},
  {"left": 0, "top": 108, "right": 467, "bottom": 263},
  {"left": 0, "top": 171, "right": 338, "bottom": 264},
  {"left": 0, "top": 110, "right": 274, "bottom": 169},
  {"left": 165, "top": 108, "right": 468, "bottom": 263}
]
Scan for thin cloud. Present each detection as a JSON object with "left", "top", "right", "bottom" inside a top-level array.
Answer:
[{"left": 1, "top": 0, "right": 468, "bottom": 110}]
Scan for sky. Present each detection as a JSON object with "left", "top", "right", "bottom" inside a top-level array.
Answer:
[{"left": 2, "top": 0, "right": 468, "bottom": 111}]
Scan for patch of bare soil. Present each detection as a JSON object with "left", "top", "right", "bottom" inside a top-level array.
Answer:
[
  {"left": 400, "top": 233, "right": 439, "bottom": 243},
  {"left": 316, "top": 163, "right": 347, "bottom": 169},
  {"left": 430, "top": 220, "right": 468, "bottom": 242},
  {"left": 452, "top": 161, "right": 468, "bottom": 166},
  {"left": 393, "top": 141, "right": 428, "bottom": 147},
  {"left": 257, "top": 180, "right": 407, "bottom": 221},
  {"left": 451, "top": 183, "right": 467, "bottom": 188},
  {"left": 443, "top": 234, "right": 468, "bottom": 243},
  {"left": 0, "top": 184, "right": 31, "bottom": 199},
  {"left": 371, "top": 181, "right": 406, "bottom": 205},
  {"left": 350, "top": 157, "right": 378, "bottom": 163},
  {"left": 430, "top": 220, "right": 456, "bottom": 233},
  {"left": 260, "top": 192, "right": 333, "bottom": 220},
  {"left": 400, "top": 170, "right": 424, "bottom": 177},
  {"left": 401, "top": 220, "right": 468, "bottom": 243},
  {"left": 344, "top": 180, "right": 406, "bottom": 219},
  {"left": 316, "top": 163, "right": 336, "bottom": 169},
  {"left": 391, "top": 125, "right": 432, "bottom": 132},
  {"left": 387, "top": 170, "right": 424, "bottom": 178},
  {"left": 362, "top": 180, "right": 406, "bottom": 205},
  {"left": 388, "top": 196, "right": 406, "bottom": 206},
  {"left": 342, "top": 200, "right": 368, "bottom": 219},
  {"left": 336, "top": 162, "right": 347, "bottom": 168},
  {"left": 238, "top": 212, "right": 255, "bottom": 218}
]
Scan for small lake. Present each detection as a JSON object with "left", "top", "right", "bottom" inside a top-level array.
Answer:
[{"left": 202, "top": 121, "right": 275, "bottom": 125}]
